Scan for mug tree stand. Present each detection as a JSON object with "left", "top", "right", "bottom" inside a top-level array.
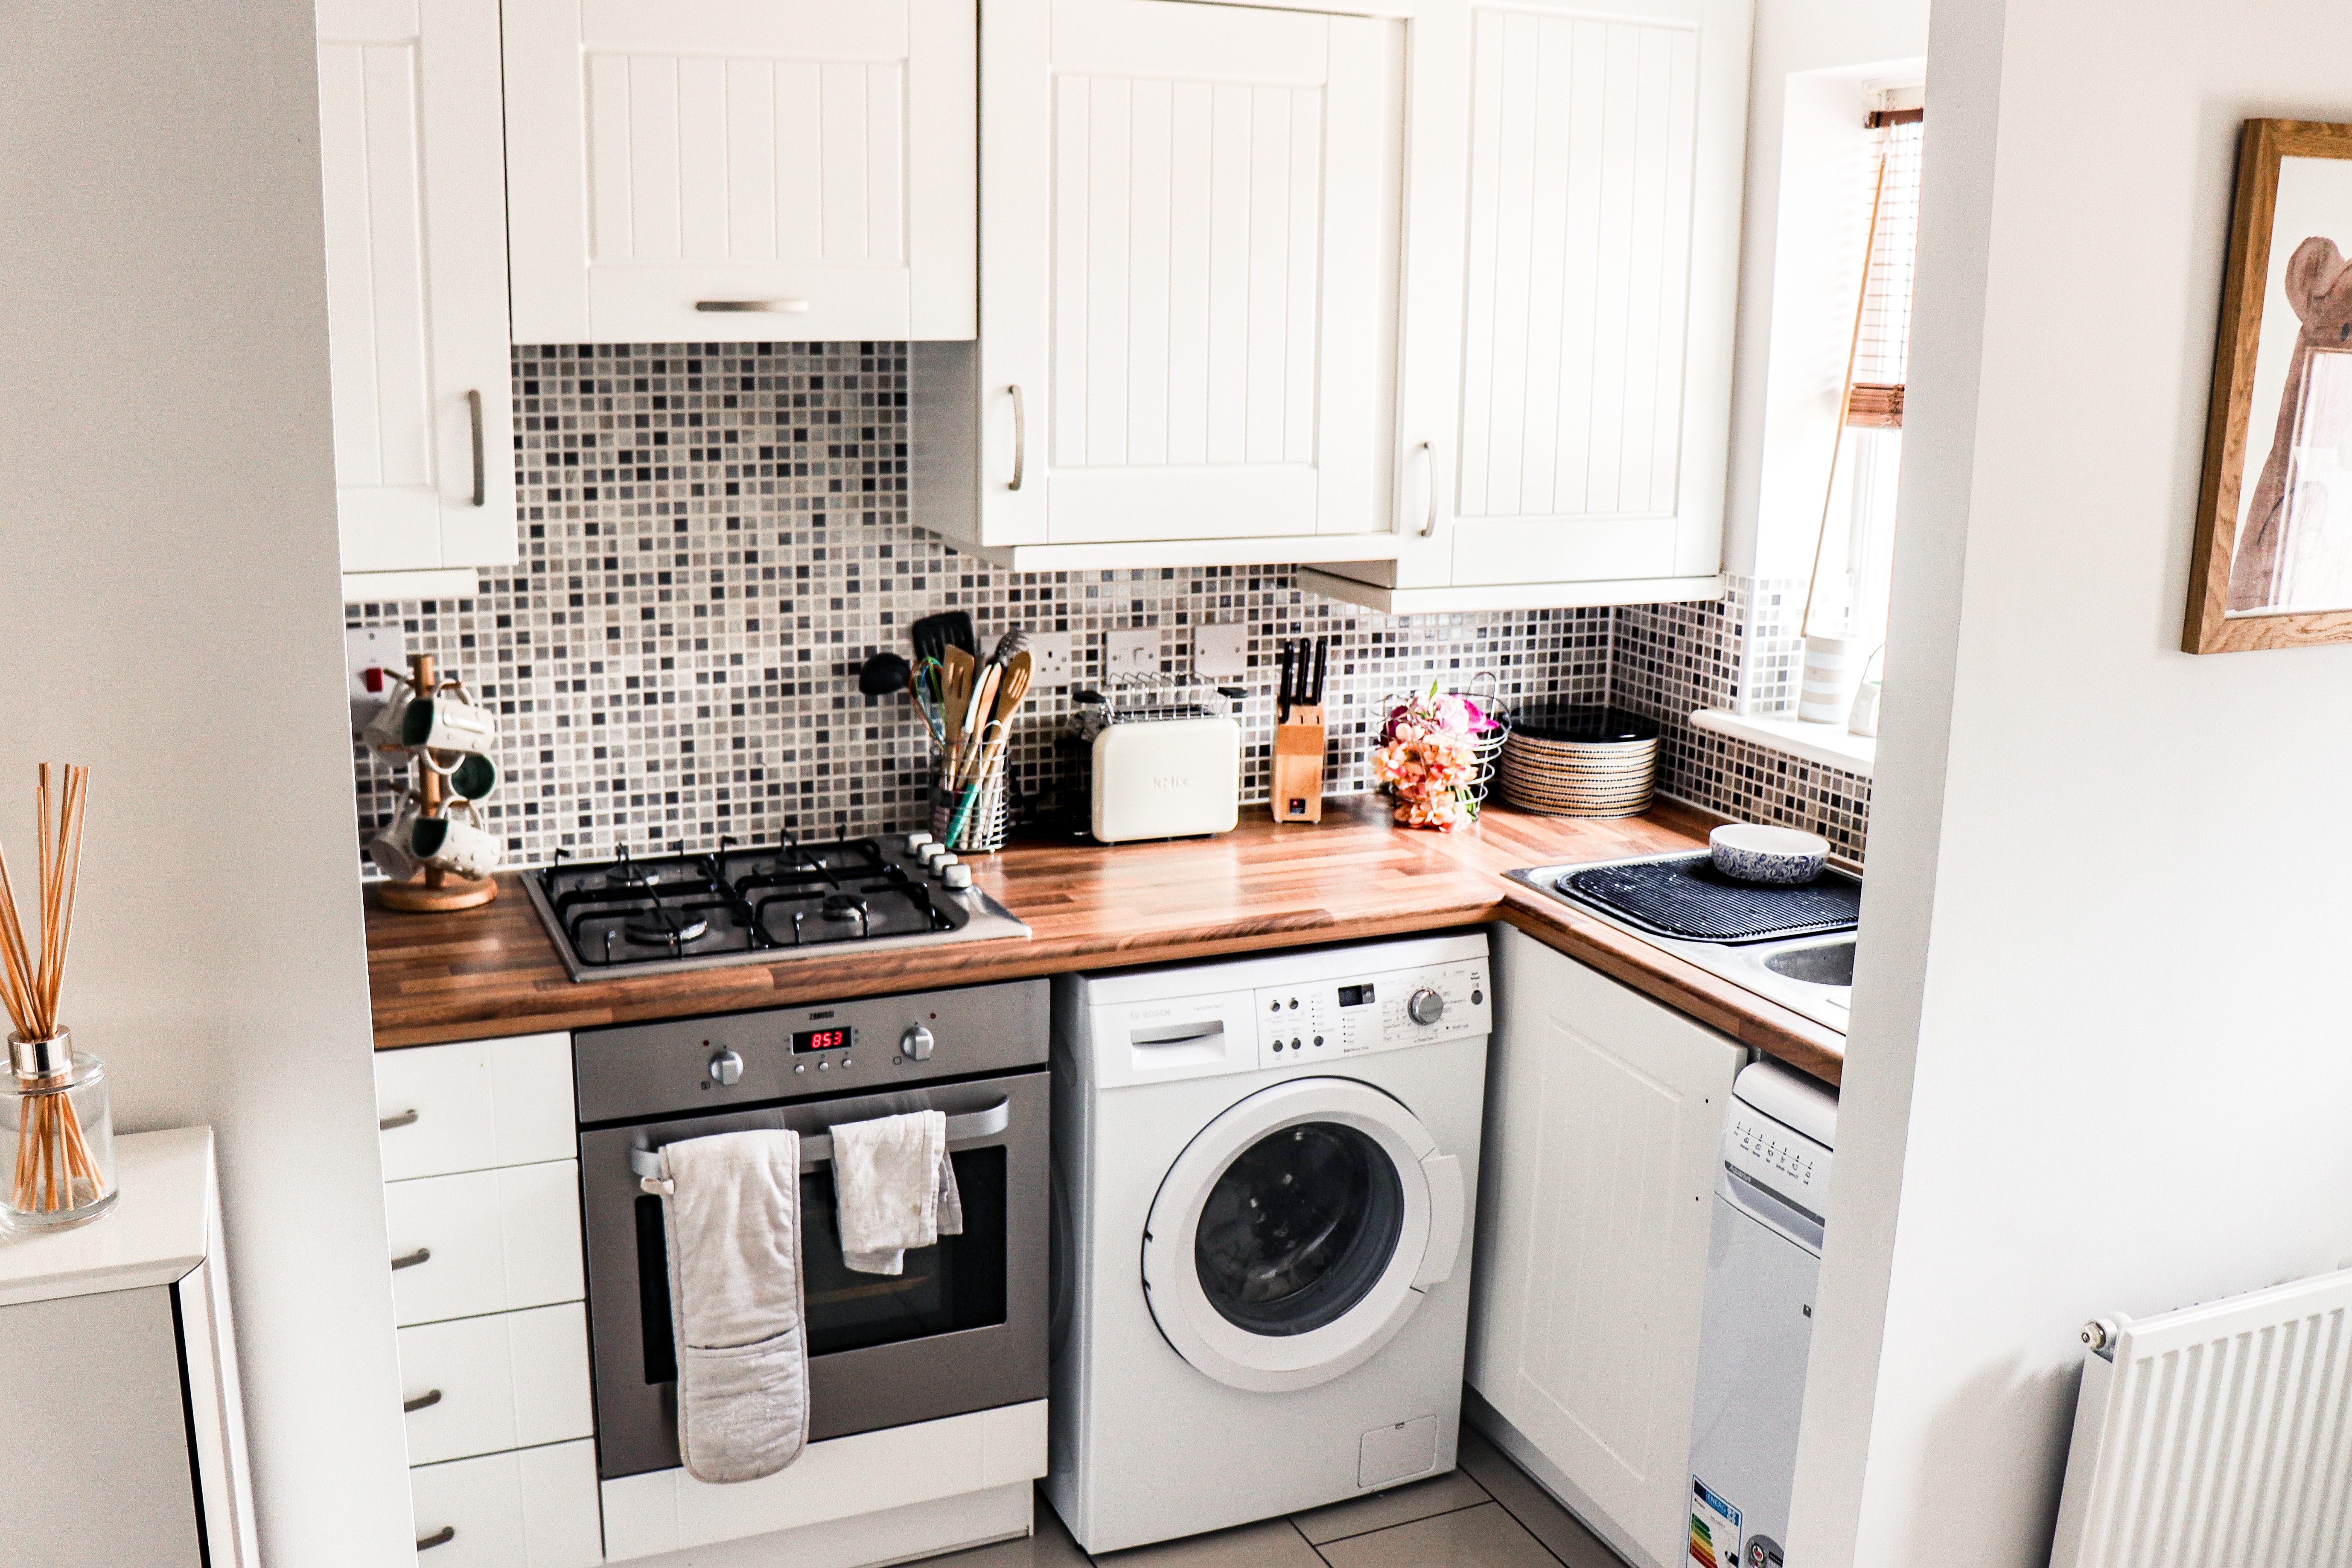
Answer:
[{"left": 373, "top": 651, "right": 498, "bottom": 913}]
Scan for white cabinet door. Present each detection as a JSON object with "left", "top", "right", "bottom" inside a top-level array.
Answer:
[
  {"left": 912, "top": 0, "right": 1408, "bottom": 568},
  {"left": 385, "top": 1160, "right": 586, "bottom": 1327},
  {"left": 504, "top": 0, "right": 976, "bottom": 343},
  {"left": 317, "top": 0, "right": 516, "bottom": 588},
  {"left": 1468, "top": 927, "right": 1740, "bottom": 1568},
  {"left": 376, "top": 1032, "right": 577, "bottom": 1182},
  {"left": 1309, "top": 0, "right": 1749, "bottom": 610},
  {"left": 409, "top": 1439, "right": 603, "bottom": 1568}
]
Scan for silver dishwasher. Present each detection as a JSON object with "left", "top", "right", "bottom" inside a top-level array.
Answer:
[{"left": 1686, "top": 1060, "right": 1836, "bottom": 1568}]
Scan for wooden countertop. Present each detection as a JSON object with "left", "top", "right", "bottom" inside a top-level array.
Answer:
[{"left": 364, "top": 797, "right": 1845, "bottom": 1084}]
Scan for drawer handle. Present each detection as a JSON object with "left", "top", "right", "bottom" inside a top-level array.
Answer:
[
  {"left": 390, "top": 1247, "right": 432, "bottom": 1271},
  {"left": 379, "top": 1108, "right": 419, "bottom": 1131},
  {"left": 695, "top": 299, "right": 809, "bottom": 313},
  {"left": 417, "top": 1525, "right": 456, "bottom": 1551},
  {"left": 403, "top": 1388, "right": 443, "bottom": 1414}
]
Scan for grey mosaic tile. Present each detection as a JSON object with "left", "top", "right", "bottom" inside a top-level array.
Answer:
[
  {"left": 1611, "top": 575, "right": 1875, "bottom": 864},
  {"left": 348, "top": 343, "right": 1614, "bottom": 869}
]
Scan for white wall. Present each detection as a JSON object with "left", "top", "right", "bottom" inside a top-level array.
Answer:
[
  {"left": 0, "top": 7, "right": 414, "bottom": 1565},
  {"left": 1792, "top": 0, "right": 2352, "bottom": 1563},
  {"left": 1722, "top": 0, "right": 1932, "bottom": 580}
]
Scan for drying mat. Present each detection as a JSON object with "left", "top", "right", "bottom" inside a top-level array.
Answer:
[{"left": 1560, "top": 853, "right": 1860, "bottom": 941}]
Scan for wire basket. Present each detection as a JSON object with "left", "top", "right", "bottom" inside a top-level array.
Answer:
[
  {"left": 1378, "top": 672, "right": 1512, "bottom": 809},
  {"left": 932, "top": 745, "right": 1011, "bottom": 854}
]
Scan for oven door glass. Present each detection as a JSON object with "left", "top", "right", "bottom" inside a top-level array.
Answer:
[{"left": 634, "top": 1145, "right": 1009, "bottom": 1382}]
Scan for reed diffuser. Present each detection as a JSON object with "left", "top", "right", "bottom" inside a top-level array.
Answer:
[{"left": 0, "top": 764, "right": 113, "bottom": 1230}]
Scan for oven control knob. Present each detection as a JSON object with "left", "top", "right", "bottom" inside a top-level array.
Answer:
[
  {"left": 708, "top": 1049, "right": 744, "bottom": 1087},
  {"left": 901, "top": 1026, "right": 936, "bottom": 1062},
  {"left": 1407, "top": 988, "right": 1446, "bottom": 1026}
]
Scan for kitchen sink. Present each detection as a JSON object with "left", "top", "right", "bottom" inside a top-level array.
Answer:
[
  {"left": 1506, "top": 856, "right": 1857, "bottom": 1034},
  {"left": 1762, "top": 939, "right": 1854, "bottom": 987}
]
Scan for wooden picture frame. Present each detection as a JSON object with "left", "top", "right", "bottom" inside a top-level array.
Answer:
[{"left": 2185, "top": 119, "right": 2352, "bottom": 653}]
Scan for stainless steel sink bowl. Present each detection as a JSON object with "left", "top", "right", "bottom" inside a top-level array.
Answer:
[{"left": 1762, "top": 940, "right": 1854, "bottom": 987}]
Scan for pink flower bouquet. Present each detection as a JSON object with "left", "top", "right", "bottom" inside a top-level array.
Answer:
[{"left": 1371, "top": 686, "right": 1502, "bottom": 832}]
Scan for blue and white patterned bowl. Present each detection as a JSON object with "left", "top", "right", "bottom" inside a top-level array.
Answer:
[{"left": 1709, "top": 824, "right": 1830, "bottom": 885}]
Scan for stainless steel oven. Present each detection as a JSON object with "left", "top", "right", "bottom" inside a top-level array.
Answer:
[{"left": 574, "top": 979, "right": 1049, "bottom": 1481}]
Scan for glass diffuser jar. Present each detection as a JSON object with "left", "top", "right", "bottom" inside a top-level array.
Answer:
[{"left": 0, "top": 1029, "right": 117, "bottom": 1231}]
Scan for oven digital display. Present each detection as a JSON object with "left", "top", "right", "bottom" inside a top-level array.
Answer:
[
  {"left": 793, "top": 1027, "right": 854, "bottom": 1054},
  {"left": 1337, "top": 985, "right": 1375, "bottom": 1008}
]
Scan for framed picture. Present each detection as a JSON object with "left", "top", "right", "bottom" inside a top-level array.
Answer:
[{"left": 2186, "top": 119, "right": 2352, "bottom": 653}]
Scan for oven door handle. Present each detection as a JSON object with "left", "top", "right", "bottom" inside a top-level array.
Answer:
[{"left": 631, "top": 1098, "right": 1012, "bottom": 1195}]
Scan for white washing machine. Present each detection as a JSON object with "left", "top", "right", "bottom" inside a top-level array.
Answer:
[{"left": 1047, "top": 933, "right": 1492, "bottom": 1554}]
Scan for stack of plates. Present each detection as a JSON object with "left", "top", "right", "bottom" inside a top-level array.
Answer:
[{"left": 1496, "top": 705, "right": 1661, "bottom": 818}]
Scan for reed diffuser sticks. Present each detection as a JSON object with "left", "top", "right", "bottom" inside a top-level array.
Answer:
[{"left": 0, "top": 764, "right": 104, "bottom": 1218}]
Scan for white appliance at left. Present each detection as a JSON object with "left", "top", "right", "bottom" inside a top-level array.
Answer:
[
  {"left": 0, "top": 1127, "right": 259, "bottom": 1568},
  {"left": 1048, "top": 933, "right": 1492, "bottom": 1554},
  {"left": 316, "top": 0, "right": 516, "bottom": 603}
]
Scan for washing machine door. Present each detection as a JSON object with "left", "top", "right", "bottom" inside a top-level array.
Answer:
[{"left": 1141, "top": 1077, "right": 1466, "bottom": 1392}]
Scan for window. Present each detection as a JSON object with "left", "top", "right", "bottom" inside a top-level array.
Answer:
[{"left": 1810, "top": 88, "right": 1924, "bottom": 646}]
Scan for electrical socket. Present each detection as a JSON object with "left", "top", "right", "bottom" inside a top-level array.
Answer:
[
  {"left": 1102, "top": 627, "right": 1159, "bottom": 677},
  {"left": 1193, "top": 621, "right": 1248, "bottom": 680},
  {"left": 346, "top": 625, "right": 408, "bottom": 732},
  {"left": 1028, "top": 630, "right": 1075, "bottom": 687}
]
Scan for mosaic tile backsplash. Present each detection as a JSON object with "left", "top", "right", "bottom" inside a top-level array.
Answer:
[
  {"left": 347, "top": 343, "right": 1619, "bottom": 869},
  {"left": 1611, "top": 577, "right": 1874, "bottom": 863}
]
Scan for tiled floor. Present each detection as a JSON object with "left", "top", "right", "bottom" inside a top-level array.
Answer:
[{"left": 938, "top": 1422, "right": 1625, "bottom": 1568}]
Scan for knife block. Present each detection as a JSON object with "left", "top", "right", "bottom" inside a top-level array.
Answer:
[{"left": 1272, "top": 706, "right": 1326, "bottom": 823}]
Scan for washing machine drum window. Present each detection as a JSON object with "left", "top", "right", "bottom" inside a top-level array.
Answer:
[
  {"left": 1195, "top": 1122, "right": 1405, "bottom": 1337},
  {"left": 1144, "top": 1078, "right": 1467, "bottom": 1393}
]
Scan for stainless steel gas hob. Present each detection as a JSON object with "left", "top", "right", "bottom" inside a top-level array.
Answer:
[{"left": 525, "top": 832, "right": 1032, "bottom": 981}]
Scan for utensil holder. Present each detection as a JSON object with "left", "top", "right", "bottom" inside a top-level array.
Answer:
[
  {"left": 0, "top": 1029, "right": 117, "bottom": 1232},
  {"left": 1272, "top": 707, "right": 1326, "bottom": 823},
  {"left": 934, "top": 754, "right": 1010, "bottom": 855}
]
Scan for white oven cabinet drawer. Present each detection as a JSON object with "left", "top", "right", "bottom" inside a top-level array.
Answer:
[
  {"left": 400, "top": 1303, "right": 594, "bottom": 1467},
  {"left": 376, "top": 1032, "right": 576, "bottom": 1181},
  {"left": 409, "top": 1438, "right": 603, "bottom": 1568},
  {"left": 386, "top": 1161, "right": 584, "bottom": 1327}
]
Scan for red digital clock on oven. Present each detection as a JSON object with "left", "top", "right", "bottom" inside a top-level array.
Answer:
[{"left": 792, "top": 1027, "right": 853, "bottom": 1054}]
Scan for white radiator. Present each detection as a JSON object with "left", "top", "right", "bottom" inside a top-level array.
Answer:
[{"left": 2050, "top": 1268, "right": 2352, "bottom": 1568}]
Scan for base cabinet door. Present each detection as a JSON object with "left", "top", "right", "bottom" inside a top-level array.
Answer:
[
  {"left": 409, "top": 1439, "right": 603, "bottom": 1568},
  {"left": 1469, "top": 927, "right": 1741, "bottom": 1568}
]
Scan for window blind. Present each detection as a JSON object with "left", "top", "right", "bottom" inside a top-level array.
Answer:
[{"left": 1847, "top": 100, "right": 1924, "bottom": 429}]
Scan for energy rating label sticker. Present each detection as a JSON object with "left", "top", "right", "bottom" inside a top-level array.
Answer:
[{"left": 1689, "top": 1475, "right": 1742, "bottom": 1568}]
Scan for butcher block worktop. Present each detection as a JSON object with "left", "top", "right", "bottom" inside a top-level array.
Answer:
[{"left": 364, "top": 797, "right": 1845, "bottom": 1084}]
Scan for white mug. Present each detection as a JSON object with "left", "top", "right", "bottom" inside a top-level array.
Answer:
[
  {"left": 408, "top": 798, "right": 501, "bottom": 880},
  {"left": 431, "top": 749, "right": 501, "bottom": 802},
  {"left": 1848, "top": 644, "right": 1887, "bottom": 737},
  {"left": 402, "top": 685, "right": 498, "bottom": 755},
  {"left": 367, "top": 793, "right": 426, "bottom": 881},
  {"left": 361, "top": 682, "right": 417, "bottom": 752}
]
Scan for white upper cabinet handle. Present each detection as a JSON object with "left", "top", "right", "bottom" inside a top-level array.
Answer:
[
  {"left": 694, "top": 299, "right": 810, "bottom": 314},
  {"left": 1008, "top": 385, "right": 1027, "bottom": 492},
  {"left": 1419, "top": 442, "right": 1440, "bottom": 538}
]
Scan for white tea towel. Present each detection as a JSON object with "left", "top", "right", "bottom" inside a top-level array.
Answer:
[
  {"left": 831, "top": 1109, "right": 964, "bottom": 1275},
  {"left": 661, "top": 1129, "right": 807, "bottom": 1483}
]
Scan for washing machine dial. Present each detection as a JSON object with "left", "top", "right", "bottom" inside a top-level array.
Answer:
[{"left": 1406, "top": 987, "right": 1446, "bottom": 1026}]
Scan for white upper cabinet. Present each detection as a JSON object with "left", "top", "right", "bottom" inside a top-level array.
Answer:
[
  {"left": 1307, "top": 0, "right": 1752, "bottom": 612},
  {"left": 910, "top": 0, "right": 1410, "bottom": 570},
  {"left": 318, "top": 0, "right": 517, "bottom": 600},
  {"left": 503, "top": 0, "right": 976, "bottom": 344}
]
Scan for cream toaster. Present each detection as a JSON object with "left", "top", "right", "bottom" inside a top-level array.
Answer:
[{"left": 1090, "top": 716, "right": 1241, "bottom": 843}]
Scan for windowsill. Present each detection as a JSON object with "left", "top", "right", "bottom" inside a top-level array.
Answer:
[{"left": 1691, "top": 709, "right": 1877, "bottom": 778}]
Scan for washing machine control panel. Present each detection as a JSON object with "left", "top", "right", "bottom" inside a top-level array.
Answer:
[{"left": 1253, "top": 960, "right": 1488, "bottom": 1067}]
